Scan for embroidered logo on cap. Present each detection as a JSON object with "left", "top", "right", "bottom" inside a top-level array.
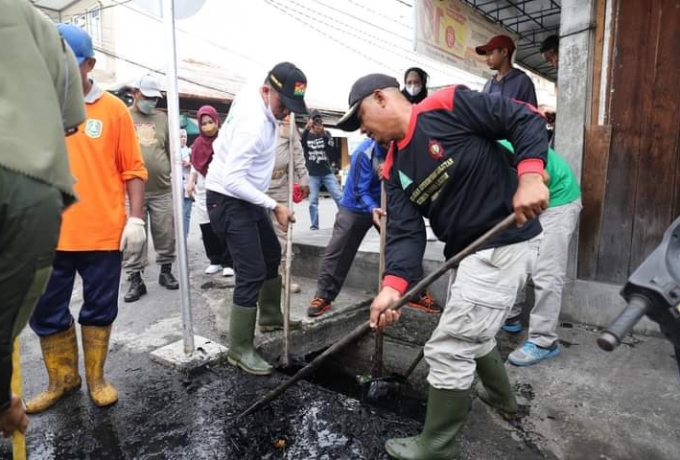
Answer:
[
  {"left": 294, "top": 82, "right": 306, "bottom": 96},
  {"left": 428, "top": 140, "right": 444, "bottom": 161}
]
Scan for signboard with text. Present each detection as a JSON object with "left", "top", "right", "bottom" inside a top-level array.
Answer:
[{"left": 414, "top": 0, "right": 516, "bottom": 80}]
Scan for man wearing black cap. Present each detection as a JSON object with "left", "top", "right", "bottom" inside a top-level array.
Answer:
[
  {"left": 336, "top": 74, "right": 549, "bottom": 459},
  {"left": 477, "top": 34, "right": 538, "bottom": 106},
  {"left": 205, "top": 62, "right": 307, "bottom": 376},
  {"left": 302, "top": 109, "right": 342, "bottom": 230},
  {"left": 0, "top": 0, "right": 85, "bottom": 438}
]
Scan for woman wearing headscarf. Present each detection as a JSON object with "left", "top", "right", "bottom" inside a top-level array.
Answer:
[
  {"left": 187, "top": 105, "right": 234, "bottom": 277},
  {"left": 400, "top": 66, "right": 440, "bottom": 312},
  {"left": 401, "top": 67, "right": 429, "bottom": 104}
]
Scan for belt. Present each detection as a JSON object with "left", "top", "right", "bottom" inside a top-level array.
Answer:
[{"left": 271, "top": 168, "right": 287, "bottom": 180}]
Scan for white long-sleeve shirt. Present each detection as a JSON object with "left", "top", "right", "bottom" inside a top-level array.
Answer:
[{"left": 205, "top": 83, "right": 279, "bottom": 209}]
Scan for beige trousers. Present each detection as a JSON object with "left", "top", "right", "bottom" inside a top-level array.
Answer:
[
  {"left": 123, "top": 191, "right": 176, "bottom": 273},
  {"left": 424, "top": 235, "right": 541, "bottom": 390}
]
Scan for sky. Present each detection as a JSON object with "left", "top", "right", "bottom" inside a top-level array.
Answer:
[{"left": 90, "top": 0, "right": 555, "bottom": 111}]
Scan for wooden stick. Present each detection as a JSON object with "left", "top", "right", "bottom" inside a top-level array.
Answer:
[
  {"left": 238, "top": 214, "right": 517, "bottom": 419},
  {"left": 11, "top": 338, "right": 26, "bottom": 460},
  {"left": 371, "top": 181, "right": 388, "bottom": 378},
  {"left": 282, "top": 113, "right": 296, "bottom": 368}
]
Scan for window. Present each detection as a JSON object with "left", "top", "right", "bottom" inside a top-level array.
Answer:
[{"left": 87, "top": 6, "right": 102, "bottom": 45}]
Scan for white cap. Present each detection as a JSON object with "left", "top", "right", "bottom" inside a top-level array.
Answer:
[{"left": 133, "top": 74, "right": 164, "bottom": 98}]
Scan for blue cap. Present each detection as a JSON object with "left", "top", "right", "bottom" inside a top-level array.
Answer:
[{"left": 56, "top": 23, "right": 94, "bottom": 64}]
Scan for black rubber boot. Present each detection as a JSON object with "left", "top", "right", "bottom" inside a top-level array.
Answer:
[
  {"left": 158, "top": 264, "right": 179, "bottom": 290},
  {"left": 124, "top": 272, "right": 147, "bottom": 303}
]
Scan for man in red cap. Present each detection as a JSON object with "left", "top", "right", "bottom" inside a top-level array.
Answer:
[{"left": 476, "top": 34, "right": 538, "bottom": 106}]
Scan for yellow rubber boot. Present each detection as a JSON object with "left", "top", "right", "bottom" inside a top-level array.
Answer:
[
  {"left": 81, "top": 325, "right": 118, "bottom": 407},
  {"left": 26, "top": 324, "right": 82, "bottom": 414}
]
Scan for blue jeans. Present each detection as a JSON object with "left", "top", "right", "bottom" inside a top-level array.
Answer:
[
  {"left": 30, "top": 251, "right": 122, "bottom": 336},
  {"left": 183, "top": 196, "right": 193, "bottom": 237},
  {"left": 309, "top": 174, "right": 342, "bottom": 229}
]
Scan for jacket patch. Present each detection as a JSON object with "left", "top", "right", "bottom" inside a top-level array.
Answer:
[
  {"left": 85, "top": 119, "right": 103, "bottom": 138},
  {"left": 398, "top": 170, "right": 414, "bottom": 190},
  {"left": 428, "top": 139, "right": 444, "bottom": 161}
]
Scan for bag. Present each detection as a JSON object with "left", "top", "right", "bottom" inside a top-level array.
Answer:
[{"left": 293, "top": 183, "right": 303, "bottom": 204}]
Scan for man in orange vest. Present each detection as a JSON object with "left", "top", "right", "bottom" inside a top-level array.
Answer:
[{"left": 26, "top": 24, "right": 147, "bottom": 413}]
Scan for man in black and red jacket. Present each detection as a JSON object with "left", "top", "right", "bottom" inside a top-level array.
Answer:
[{"left": 337, "top": 74, "right": 549, "bottom": 460}]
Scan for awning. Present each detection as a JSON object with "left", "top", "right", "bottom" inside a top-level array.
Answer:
[{"left": 460, "top": 0, "right": 560, "bottom": 81}]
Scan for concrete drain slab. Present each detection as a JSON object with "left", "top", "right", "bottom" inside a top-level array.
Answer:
[{"left": 150, "top": 335, "right": 228, "bottom": 371}]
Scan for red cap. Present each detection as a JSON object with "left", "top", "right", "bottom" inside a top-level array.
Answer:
[{"left": 475, "top": 35, "right": 516, "bottom": 55}]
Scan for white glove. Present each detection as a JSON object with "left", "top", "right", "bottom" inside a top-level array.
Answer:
[{"left": 119, "top": 217, "right": 146, "bottom": 255}]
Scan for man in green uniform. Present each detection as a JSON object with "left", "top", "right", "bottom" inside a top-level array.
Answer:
[
  {"left": 497, "top": 140, "right": 582, "bottom": 366},
  {"left": 0, "top": 0, "right": 85, "bottom": 437}
]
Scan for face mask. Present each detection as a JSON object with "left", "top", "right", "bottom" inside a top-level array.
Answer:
[
  {"left": 201, "top": 121, "right": 218, "bottom": 137},
  {"left": 406, "top": 84, "right": 422, "bottom": 97},
  {"left": 137, "top": 98, "right": 157, "bottom": 115}
]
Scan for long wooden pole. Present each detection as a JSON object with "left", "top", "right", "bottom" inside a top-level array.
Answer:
[
  {"left": 371, "top": 181, "right": 388, "bottom": 378},
  {"left": 281, "top": 113, "right": 296, "bottom": 367},
  {"left": 11, "top": 338, "right": 26, "bottom": 460},
  {"left": 238, "top": 214, "right": 517, "bottom": 418}
]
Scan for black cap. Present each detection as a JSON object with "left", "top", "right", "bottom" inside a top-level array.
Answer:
[
  {"left": 310, "top": 109, "right": 322, "bottom": 120},
  {"left": 267, "top": 62, "right": 308, "bottom": 114},
  {"left": 336, "top": 73, "right": 399, "bottom": 131}
]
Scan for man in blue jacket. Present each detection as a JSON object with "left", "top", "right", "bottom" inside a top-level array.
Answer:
[{"left": 308, "top": 138, "right": 386, "bottom": 317}]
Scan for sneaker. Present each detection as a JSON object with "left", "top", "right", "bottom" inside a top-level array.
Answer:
[
  {"left": 501, "top": 319, "right": 523, "bottom": 334},
  {"left": 508, "top": 341, "right": 560, "bottom": 367},
  {"left": 307, "top": 296, "right": 332, "bottom": 317},
  {"left": 204, "top": 264, "right": 222, "bottom": 275},
  {"left": 284, "top": 280, "right": 302, "bottom": 294},
  {"left": 310, "top": 226, "right": 319, "bottom": 231},
  {"left": 406, "top": 293, "right": 442, "bottom": 314},
  {"left": 222, "top": 267, "right": 235, "bottom": 277}
]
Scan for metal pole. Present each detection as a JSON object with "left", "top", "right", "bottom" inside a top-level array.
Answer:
[
  {"left": 162, "top": 0, "right": 194, "bottom": 353},
  {"left": 282, "top": 113, "right": 295, "bottom": 367}
]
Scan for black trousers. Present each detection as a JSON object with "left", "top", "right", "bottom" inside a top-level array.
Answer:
[
  {"left": 199, "top": 223, "right": 232, "bottom": 268},
  {"left": 316, "top": 208, "right": 376, "bottom": 301},
  {"left": 207, "top": 191, "right": 280, "bottom": 307}
]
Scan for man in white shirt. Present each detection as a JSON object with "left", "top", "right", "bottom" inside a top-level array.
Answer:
[{"left": 205, "top": 62, "right": 307, "bottom": 375}]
